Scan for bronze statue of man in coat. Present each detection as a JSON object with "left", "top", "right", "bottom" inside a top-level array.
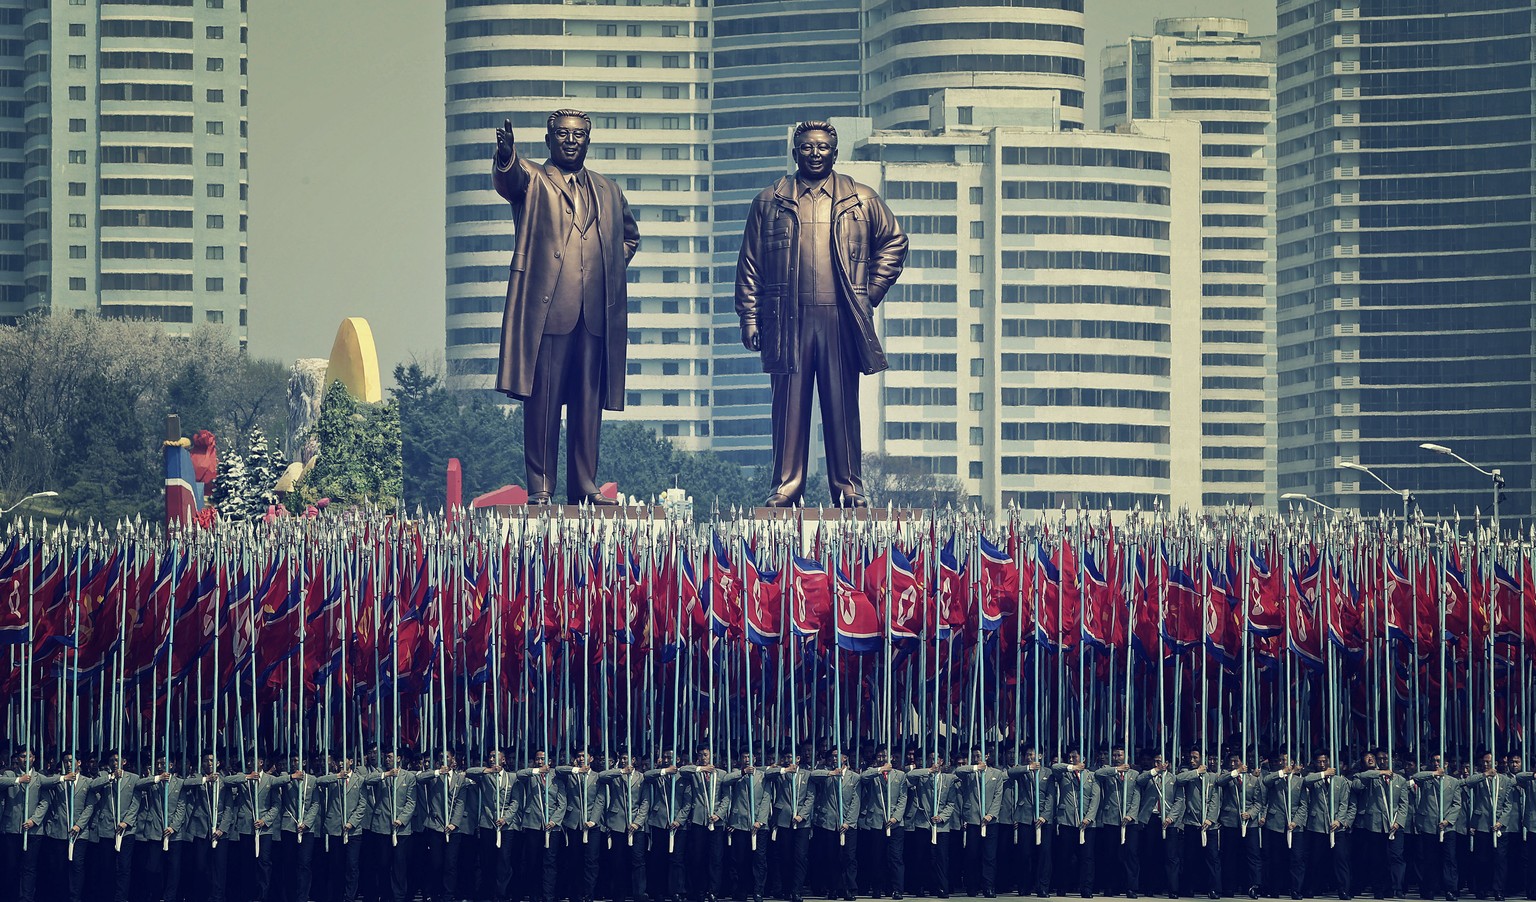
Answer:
[
  {"left": 493, "top": 110, "right": 639, "bottom": 505},
  {"left": 734, "top": 121, "right": 908, "bottom": 508}
]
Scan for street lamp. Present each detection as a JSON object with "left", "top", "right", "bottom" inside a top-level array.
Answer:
[
  {"left": 0, "top": 491, "right": 57, "bottom": 516},
  {"left": 1338, "top": 461, "right": 1415, "bottom": 529},
  {"left": 1281, "top": 492, "right": 1337, "bottom": 514},
  {"left": 1419, "top": 442, "right": 1506, "bottom": 536}
]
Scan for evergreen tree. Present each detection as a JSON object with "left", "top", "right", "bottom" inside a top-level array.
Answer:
[
  {"left": 244, "top": 426, "right": 286, "bottom": 509},
  {"left": 210, "top": 450, "right": 253, "bottom": 520}
]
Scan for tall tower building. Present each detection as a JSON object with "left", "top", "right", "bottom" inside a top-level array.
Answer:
[
  {"left": 0, "top": 0, "right": 250, "bottom": 341},
  {"left": 706, "top": 0, "right": 862, "bottom": 466},
  {"left": 848, "top": 88, "right": 1204, "bottom": 512},
  {"left": 1275, "top": 0, "right": 1535, "bottom": 520},
  {"left": 444, "top": 0, "right": 714, "bottom": 450},
  {"left": 1102, "top": 18, "right": 1277, "bottom": 510},
  {"left": 863, "top": 0, "right": 1088, "bottom": 131}
]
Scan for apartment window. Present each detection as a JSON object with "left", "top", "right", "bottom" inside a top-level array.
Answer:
[
  {"left": 696, "top": 83, "right": 708, "bottom": 99},
  {"left": 662, "top": 55, "right": 681, "bottom": 69},
  {"left": 69, "top": 277, "right": 86, "bottom": 290},
  {"left": 598, "top": 85, "right": 617, "bottom": 98},
  {"left": 598, "top": 55, "right": 617, "bottom": 67},
  {"left": 206, "top": 58, "right": 224, "bottom": 72},
  {"left": 68, "top": 24, "right": 85, "bottom": 36},
  {"left": 661, "top": 147, "right": 679, "bottom": 160},
  {"left": 957, "top": 106, "right": 973, "bottom": 125},
  {"left": 694, "top": 22, "right": 708, "bottom": 37},
  {"left": 68, "top": 118, "right": 86, "bottom": 132},
  {"left": 970, "top": 392, "right": 984, "bottom": 411},
  {"left": 970, "top": 290, "right": 984, "bottom": 308},
  {"left": 969, "top": 255, "right": 984, "bottom": 274},
  {"left": 66, "top": 86, "right": 86, "bottom": 102},
  {"left": 207, "top": 152, "right": 224, "bottom": 166},
  {"left": 68, "top": 214, "right": 86, "bottom": 227},
  {"left": 662, "top": 85, "right": 680, "bottom": 100},
  {"left": 68, "top": 55, "right": 86, "bottom": 69},
  {"left": 625, "top": 24, "right": 640, "bottom": 37},
  {"left": 206, "top": 26, "right": 224, "bottom": 39},
  {"left": 626, "top": 85, "right": 641, "bottom": 99},
  {"left": 970, "top": 324, "right": 984, "bottom": 342},
  {"left": 661, "top": 25, "right": 680, "bottom": 37},
  {"left": 69, "top": 245, "right": 86, "bottom": 259},
  {"left": 68, "top": 182, "right": 86, "bottom": 196},
  {"left": 596, "top": 116, "right": 617, "bottom": 128},
  {"left": 206, "top": 183, "right": 224, "bottom": 197},
  {"left": 626, "top": 116, "right": 641, "bottom": 129},
  {"left": 969, "top": 427, "right": 983, "bottom": 446},
  {"left": 207, "top": 0, "right": 224, "bottom": 6},
  {"left": 206, "top": 277, "right": 224, "bottom": 291},
  {"left": 969, "top": 146, "right": 987, "bottom": 164},
  {"left": 969, "top": 187, "right": 983, "bottom": 205},
  {"left": 969, "top": 461, "right": 983, "bottom": 479},
  {"left": 206, "top": 246, "right": 224, "bottom": 260},
  {"left": 695, "top": 176, "right": 708, "bottom": 191},
  {"left": 597, "top": 24, "right": 616, "bottom": 36},
  {"left": 206, "top": 214, "right": 224, "bottom": 228},
  {"left": 626, "top": 147, "right": 641, "bottom": 160},
  {"left": 970, "top": 221, "right": 984, "bottom": 239},
  {"left": 626, "top": 178, "right": 640, "bottom": 191},
  {"left": 695, "top": 54, "right": 708, "bottom": 69},
  {"left": 207, "top": 89, "right": 223, "bottom": 103},
  {"left": 626, "top": 55, "right": 639, "bottom": 67},
  {"left": 205, "top": 310, "right": 224, "bottom": 323},
  {"left": 661, "top": 178, "right": 679, "bottom": 191},
  {"left": 206, "top": 121, "right": 224, "bottom": 135},
  {"left": 970, "top": 358, "right": 984, "bottom": 376}
]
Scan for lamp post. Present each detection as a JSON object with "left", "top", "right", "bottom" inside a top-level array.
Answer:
[
  {"left": 0, "top": 491, "right": 57, "bottom": 517},
  {"left": 1281, "top": 492, "right": 1337, "bottom": 514},
  {"left": 1338, "top": 461, "right": 1415, "bottom": 532},
  {"left": 1419, "top": 442, "right": 1506, "bottom": 538}
]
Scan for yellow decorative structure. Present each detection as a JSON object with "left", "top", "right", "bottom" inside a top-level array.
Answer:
[{"left": 323, "top": 317, "right": 383, "bottom": 403}]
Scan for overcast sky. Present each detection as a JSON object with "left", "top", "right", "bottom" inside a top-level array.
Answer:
[{"left": 247, "top": 0, "right": 1277, "bottom": 380}]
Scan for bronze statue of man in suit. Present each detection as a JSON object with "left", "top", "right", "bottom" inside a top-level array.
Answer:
[
  {"left": 734, "top": 121, "right": 908, "bottom": 508},
  {"left": 492, "top": 110, "right": 639, "bottom": 505}
]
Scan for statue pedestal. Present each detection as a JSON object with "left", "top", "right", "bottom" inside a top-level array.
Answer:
[
  {"left": 483, "top": 504, "right": 668, "bottom": 520},
  {"left": 749, "top": 507, "right": 928, "bottom": 522}
]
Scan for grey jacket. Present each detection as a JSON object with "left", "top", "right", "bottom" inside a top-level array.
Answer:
[
  {"left": 957, "top": 765, "right": 1005, "bottom": 827},
  {"left": 1094, "top": 767, "right": 1141, "bottom": 827},
  {"left": 1302, "top": 773, "right": 1356, "bottom": 833},
  {"left": 598, "top": 769, "right": 647, "bottom": 834},
  {"left": 908, "top": 770, "right": 961, "bottom": 833},
  {"left": 1353, "top": 771, "right": 1410, "bottom": 833},
  {"left": 1051, "top": 766, "right": 1101, "bottom": 829},
  {"left": 366, "top": 770, "right": 418, "bottom": 836},
  {"left": 859, "top": 768, "right": 908, "bottom": 829},
  {"left": 720, "top": 769, "right": 771, "bottom": 831},
  {"left": 1463, "top": 772, "right": 1516, "bottom": 833},
  {"left": 416, "top": 770, "right": 473, "bottom": 835},
  {"left": 1215, "top": 770, "right": 1264, "bottom": 828},
  {"left": 42, "top": 775, "right": 101, "bottom": 841},
  {"left": 1409, "top": 772, "right": 1462, "bottom": 835},
  {"left": 645, "top": 768, "right": 692, "bottom": 830},
  {"left": 88, "top": 772, "right": 147, "bottom": 841},
  {"left": 1261, "top": 770, "right": 1307, "bottom": 834},
  {"left": 318, "top": 770, "right": 373, "bottom": 837},
  {"left": 810, "top": 769, "right": 860, "bottom": 830},
  {"left": 468, "top": 768, "right": 521, "bottom": 833},
  {"left": 517, "top": 768, "right": 566, "bottom": 832}
]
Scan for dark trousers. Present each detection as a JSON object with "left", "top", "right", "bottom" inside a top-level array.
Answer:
[
  {"left": 386, "top": 834, "right": 412, "bottom": 902},
  {"left": 1030, "top": 823, "right": 1055, "bottom": 895},
  {"left": 1360, "top": 829, "right": 1406, "bottom": 897},
  {"left": 523, "top": 830, "right": 559, "bottom": 902},
  {"left": 1180, "top": 826, "right": 1218, "bottom": 895},
  {"left": 422, "top": 831, "right": 460, "bottom": 902},
  {"left": 1221, "top": 824, "right": 1260, "bottom": 894},
  {"left": 1054, "top": 824, "right": 1095, "bottom": 896},
  {"left": 187, "top": 840, "right": 229, "bottom": 902},
  {"left": 135, "top": 838, "right": 182, "bottom": 902},
  {"left": 1471, "top": 831, "right": 1507, "bottom": 899},
  {"left": 1299, "top": 830, "right": 1352, "bottom": 897},
  {"left": 777, "top": 828, "right": 809, "bottom": 900},
  {"left": 666, "top": 828, "right": 688, "bottom": 900},
  {"left": 1108, "top": 823, "right": 1142, "bottom": 895},
  {"left": 334, "top": 835, "right": 362, "bottom": 902},
  {"left": 602, "top": 830, "right": 646, "bottom": 902},
  {"left": 563, "top": 827, "right": 600, "bottom": 901},
  {"left": 859, "top": 827, "right": 901, "bottom": 896},
  {"left": 13, "top": 835, "right": 40, "bottom": 902},
  {"left": 930, "top": 830, "right": 951, "bottom": 895},
  {"left": 963, "top": 824, "right": 997, "bottom": 895},
  {"left": 812, "top": 827, "right": 856, "bottom": 898},
  {"left": 732, "top": 829, "right": 768, "bottom": 898},
  {"left": 360, "top": 833, "right": 389, "bottom": 902},
  {"left": 1160, "top": 826, "right": 1186, "bottom": 896},
  {"left": 88, "top": 836, "right": 136, "bottom": 902},
  {"left": 524, "top": 314, "right": 605, "bottom": 503},
  {"left": 768, "top": 305, "right": 864, "bottom": 505}
]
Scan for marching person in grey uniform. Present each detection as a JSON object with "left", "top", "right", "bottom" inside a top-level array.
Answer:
[
  {"left": 1354, "top": 748, "right": 1409, "bottom": 900},
  {"left": 600, "top": 750, "right": 649, "bottom": 902},
  {"left": 957, "top": 745, "right": 1005, "bottom": 898},
  {"left": 1299, "top": 751, "right": 1356, "bottom": 900},
  {"left": 467, "top": 749, "right": 520, "bottom": 902},
  {"left": 859, "top": 746, "right": 906, "bottom": 900},
  {"left": 681, "top": 745, "right": 729, "bottom": 902},
  {"left": 1051, "top": 748, "right": 1101, "bottom": 899},
  {"left": 417, "top": 750, "right": 473, "bottom": 902},
  {"left": 1215, "top": 751, "right": 1263, "bottom": 899},
  {"left": 3, "top": 748, "right": 55, "bottom": 902},
  {"left": 559, "top": 748, "right": 605, "bottom": 902},
  {"left": 811, "top": 748, "right": 860, "bottom": 901},
  {"left": 225, "top": 753, "right": 288, "bottom": 902},
  {"left": 40, "top": 755, "right": 96, "bottom": 902},
  {"left": 1011, "top": 748, "right": 1053, "bottom": 897},
  {"left": 1139, "top": 752, "right": 1185, "bottom": 899},
  {"left": 1410, "top": 753, "right": 1462, "bottom": 902},
  {"left": 645, "top": 748, "right": 692, "bottom": 902},
  {"left": 1464, "top": 750, "right": 1514, "bottom": 901},
  {"left": 1177, "top": 749, "right": 1220, "bottom": 899},
  {"left": 720, "top": 750, "right": 772, "bottom": 902},
  {"left": 909, "top": 749, "right": 960, "bottom": 899},
  {"left": 180, "top": 754, "right": 229, "bottom": 902},
  {"left": 280, "top": 755, "right": 323, "bottom": 902},
  {"left": 1259, "top": 751, "right": 1308, "bottom": 900},
  {"left": 766, "top": 747, "right": 814, "bottom": 902},
  {"left": 318, "top": 755, "right": 373, "bottom": 902},
  {"left": 520, "top": 748, "right": 567, "bottom": 902},
  {"left": 1094, "top": 745, "right": 1141, "bottom": 898},
  {"left": 366, "top": 749, "right": 418, "bottom": 902},
  {"left": 1513, "top": 755, "right": 1536, "bottom": 899},
  {"left": 134, "top": 757, "right": 187, "bottom": 902},
  {"left": 87, "top": 749, "right": 145, "bottom": 902}
]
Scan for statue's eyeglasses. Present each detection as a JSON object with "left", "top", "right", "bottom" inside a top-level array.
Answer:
[{"left": 552, "top": 128, "right": 589, "bottom": 141}]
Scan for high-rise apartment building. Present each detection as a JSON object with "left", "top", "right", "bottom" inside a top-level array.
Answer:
[
  {"left": 0, "top": 0, "right": 250, "bottom": 342},
  {"left": 1102, "top": 18, "right": 1277, "bottom": 509},
  {"left": 444, "top": 0, "right": 714, "bottom": 450},
  {"left": 1275, "top": 0, "right": 1535, "bottom": 520},
  {"left": 846, "top": 88, "right": 1203, "bottom": 512}
]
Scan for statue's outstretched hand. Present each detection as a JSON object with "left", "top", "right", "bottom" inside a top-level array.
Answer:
[
  {"left": 496, "top": 118, "right": 514, "bottom": 163},
  {"left": 741, "top": 322, "right": 760, "bottom": 352}
]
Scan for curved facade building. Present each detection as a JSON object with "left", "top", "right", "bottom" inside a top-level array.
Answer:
[
  {"left": 1102, "top": 18, "right": 1277, "bottom": 510},
  {"left": 1276, "top": 0, "right": 1536, "bottom": 520},
  {"left": 849, "top": 89, "right": 1203, "bottom": 511},
  {"left": 445, "top": 0, "right": 714, "bottom": 449},
  {"left": 863, "top": 0, "right": 1088, "bottom": 131}
]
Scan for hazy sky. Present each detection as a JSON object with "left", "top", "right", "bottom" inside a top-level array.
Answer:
[{"left": 247, "top": 0, "right": 1277, "bottom": 380}]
